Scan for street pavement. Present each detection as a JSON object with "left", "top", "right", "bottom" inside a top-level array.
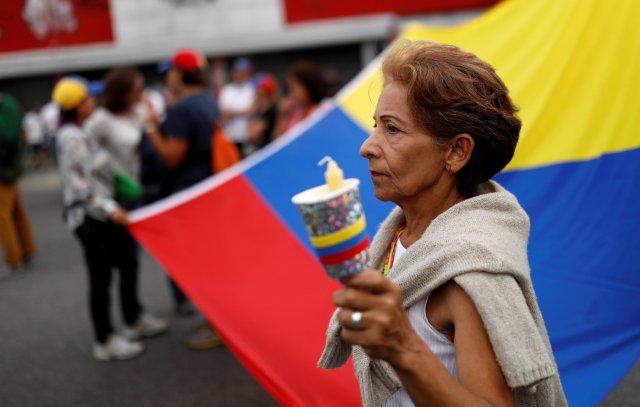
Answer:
[
  {"left": 1, "top": 166, "right": 638, "bottom": 406},
  {"left": 0, "top": 167, "right": 278, "bottom": 407}
]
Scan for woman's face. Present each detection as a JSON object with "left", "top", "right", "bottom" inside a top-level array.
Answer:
[
  {"left": 286, "top": 76, "right": 310, "bottom": 106},
  {"left": 129, "top": 75, "right": 144, "bottom": 104},
  {"left": 360, "top": 81, "right": 449, "bottom": 204},
  {"left": 77, "top": 96, "right": 96, "bottom": 123}
]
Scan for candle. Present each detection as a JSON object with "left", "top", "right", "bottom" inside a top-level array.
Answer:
[
  {"left": 293, "top": 159, "right": 369, "bottom": 280},
  {"left": 318, "top": 156, "right": 344, "bottom": 192}
]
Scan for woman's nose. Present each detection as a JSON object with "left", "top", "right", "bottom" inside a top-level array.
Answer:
[{"left": 360, "top": 132, "right": 380, "bottom": 159}]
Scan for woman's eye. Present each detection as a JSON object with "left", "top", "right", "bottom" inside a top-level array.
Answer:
[
  {"left": 386, "top": 124, "right": 399, "bottom": 134},
  {"left": 372, "top": 122, "right": 377, "bottom": 128}
]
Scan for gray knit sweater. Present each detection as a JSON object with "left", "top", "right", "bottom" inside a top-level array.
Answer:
[{"left": 319, "top": 181, "right": 568, "bottom": 407}]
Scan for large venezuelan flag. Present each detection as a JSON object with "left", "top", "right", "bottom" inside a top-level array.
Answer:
[{"left": 129, "top": 0, "right": 640, "bottom": 406}]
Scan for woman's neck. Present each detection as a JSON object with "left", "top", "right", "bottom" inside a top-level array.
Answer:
[{"left": 399, "top": 185, "right": 464, "bottom": 248}]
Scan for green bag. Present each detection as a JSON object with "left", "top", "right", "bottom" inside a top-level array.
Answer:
[{"left": 112, "top": 171, "right": 142, "bottom": 202}]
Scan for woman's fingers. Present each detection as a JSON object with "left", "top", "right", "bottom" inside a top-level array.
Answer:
[
  {"left": 334, "top": 270, "right": 402, "bottom": 311},
  {"left": 342, "top": 269, "right": 396, "bottom": 294},
  {"left": 337, "top": 308, "right": 402, "bottom": 361},
  {"left": 337, "top": 308, "right": 365, "bottom": 331},
  {"left": 334, "top": 270, "right": 414, "bottom": 361},
  {"left": 334, "top": 287, "right": 376, "bottom": 310}
]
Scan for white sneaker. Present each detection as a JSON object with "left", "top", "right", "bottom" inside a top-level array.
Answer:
[
  {"left": 0, "top": 264, "right": 22, "bottom": 281},
  {"left": 0, "top": 266, "right": 12, "bottom": 281},
  {"left": 93, "top": 334, "right": 144, "bottom": 361},
  {"left": 122, "top": 313, "right": 169, "bottom": 340}
]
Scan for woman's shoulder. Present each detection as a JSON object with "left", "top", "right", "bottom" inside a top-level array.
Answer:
[
  {"left": 57, "top": 125, "right": 89, "bottom": 153},
  {"left": 427, "top": 278, "right": 501, "bottom": 346},
  {"left": 89, "top": 107, "right": 111, "bottom": 120},
  {"left": 84, "top": 108, "right": 112, "bottom": 133},
  {"left": 58, "top": 124, "right": 84, "bottom": 140}
]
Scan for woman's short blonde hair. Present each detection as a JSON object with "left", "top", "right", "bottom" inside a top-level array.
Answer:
[{"left": 381, "top": 40, "right": 521, "bottom": 197}]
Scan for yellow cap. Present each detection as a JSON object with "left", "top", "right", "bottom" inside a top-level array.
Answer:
[{"left": 52, "top": 78, "right": 88, "bottom": 111}]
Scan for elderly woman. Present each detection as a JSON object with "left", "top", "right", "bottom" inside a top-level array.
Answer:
[{"left": 319, "top": 40, "right": 567, "bottom": 407}]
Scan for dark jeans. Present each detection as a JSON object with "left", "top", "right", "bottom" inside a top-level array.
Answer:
[
  {"left": 74, "top": 216, "right": 141, "bottom": 343},
  {"left": 169, "top": 278, "right": 189, "bottom": 304}
]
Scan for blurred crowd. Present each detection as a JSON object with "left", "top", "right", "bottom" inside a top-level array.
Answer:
[{"left": 0, "top": 49, "right": 332, "bottom": 361}]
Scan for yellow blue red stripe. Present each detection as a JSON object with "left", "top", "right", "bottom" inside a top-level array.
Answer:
[
  {"left": 313, "top": 228, "right": 369, "bottom": 257},
  {"left": 310, "top": 215, "right": 366, "bottom": 248},
  {"left": 318, "top": 237, "right": 370, "bottom": 266}
]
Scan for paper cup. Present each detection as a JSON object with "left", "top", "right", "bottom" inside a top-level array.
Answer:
[{"left": 291, "top": 179, "right": 369, "bottom": 280}]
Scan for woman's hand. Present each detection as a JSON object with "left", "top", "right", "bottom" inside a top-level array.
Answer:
[
  {"left": 142, "top": 94, "right": 159, "bottom": 129},
  {"left": 110, "top": 207, "right": 129, "bottom": 225},
  {"left": 336, "top": 274, "right": 515, "bottom": 407},
  {"left": 333, "top": 269, "right": 424, "bottom": 367}
]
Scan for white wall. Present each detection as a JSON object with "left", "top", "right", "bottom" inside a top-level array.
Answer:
[{"left": 112, "top": 0, "right": 283, "bottom": 49}]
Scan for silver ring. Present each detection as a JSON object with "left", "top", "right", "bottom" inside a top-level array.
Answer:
[{"left": 350, "top": 311, "right": 363, "bottom": 330}]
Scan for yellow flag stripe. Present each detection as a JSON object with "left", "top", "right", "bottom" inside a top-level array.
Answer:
[{"left": 338, "top": 0, "right": 640, "bottom": 170}]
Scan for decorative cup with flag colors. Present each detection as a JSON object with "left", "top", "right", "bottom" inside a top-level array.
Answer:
[{"left": 292, "top": 178, "right": 369, "bottom": 280}]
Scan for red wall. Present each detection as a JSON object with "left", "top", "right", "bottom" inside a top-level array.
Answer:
[
  {"left": 0, "top": 0, "right": 113, "bottom": 54},
  {"left": 284, "top": 0, "right": 499, "bottom": 23}
]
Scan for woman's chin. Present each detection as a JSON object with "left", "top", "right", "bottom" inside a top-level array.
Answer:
[{"left": 373, "top": 189, "right": 392, "bottom": 202}]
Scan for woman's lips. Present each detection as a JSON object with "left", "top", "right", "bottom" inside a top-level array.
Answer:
[{"left": 370, "top": 170, "right": 385, "bottom": 177}]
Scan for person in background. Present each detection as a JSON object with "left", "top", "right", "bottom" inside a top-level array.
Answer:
[
  {"left": 273, "top": 61, "right": 328, "bottom": 138},
  {"left": 323, "top": 67, "right": 341, "bottom": 97},
  {"left": 84, "top": 68, "right": 169, "bottom": 337},
  {"left": 137, "top": 66, "right": 173, "bottom": 207},
  {"left": 145, "top": 49, "right": 223, "bottom": 349},
  {"left": 22, "top": 105, "right": 47, "bottom": 168},
  {"left": 246, "top": 74, "right": 278, "bottom": 151},
  {"left": 137, "top": 83, "right": 195, "bottom": 316},
  {"left": 146, "top": 49, "right": 217, "bottom": 194},
  {"left": 0, "top": 92, "right": 36, "bottom": 279},
  {"left": 39, "top": 99, "right": 60, "bottom": 165},
  {"left": 84, "top": 69, "right": 144, "bottom": 203},
  {"left": 218, "top": 57, "right": 255, "bottom": 157},
  {"left": 53, "top": 77, "right": 162, "bottom": 361},
  {"left": 137, "top": 87, "right": 169, "bottom": 206}
]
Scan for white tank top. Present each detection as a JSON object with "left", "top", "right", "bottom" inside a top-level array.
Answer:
[{"left": 380, "top": 239, "right": 458, "bottom": 407}]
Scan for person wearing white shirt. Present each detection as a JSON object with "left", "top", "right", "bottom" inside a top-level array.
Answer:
[
  {"left": 84, "top": 69, "right": 147, "bottom": 187},
  {"left": 22, "top": 107, "right": 47, "bottom": 168},
  {"left": 218, "top": 57, "right": 255, "bottom": 156}
]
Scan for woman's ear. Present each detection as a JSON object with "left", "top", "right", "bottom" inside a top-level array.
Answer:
[{"left": 446, "top": 134, "right": 474, "bottom": 174}]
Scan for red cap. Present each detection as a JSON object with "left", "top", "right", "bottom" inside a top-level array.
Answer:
[
  {"left": 171, "top": 49, "right": 206, "bottom": 72},
  {"left": 257, "top": 75, "right": 278, "bottom": 95}
]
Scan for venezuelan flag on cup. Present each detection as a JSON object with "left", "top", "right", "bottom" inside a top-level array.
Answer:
[{"left": 129, "top": 0, "right": 640, "bottom": 405}]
